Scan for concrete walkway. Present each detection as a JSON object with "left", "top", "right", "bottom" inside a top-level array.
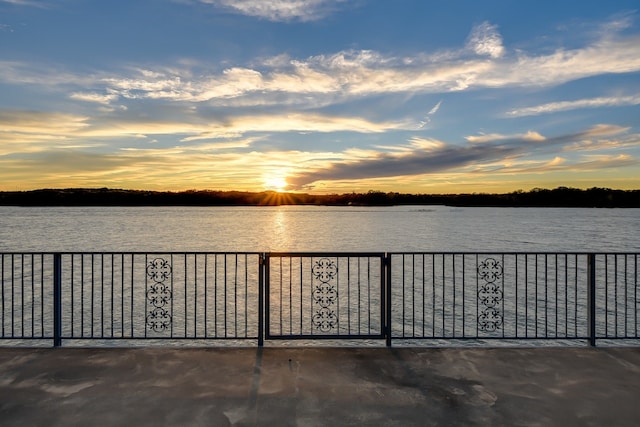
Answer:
[{"left": 0, "top": 346, "right": 639, "bottom": 426}]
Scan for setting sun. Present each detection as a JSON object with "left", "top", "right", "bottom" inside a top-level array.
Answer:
[{"left": 264, "top": 174, "right": 289, "bottom": 192}]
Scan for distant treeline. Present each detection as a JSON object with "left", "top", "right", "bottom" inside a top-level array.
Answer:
[{"left": 0, "top": 187, "right": 639, "bottom": 207}]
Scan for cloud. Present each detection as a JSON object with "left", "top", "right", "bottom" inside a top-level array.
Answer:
[
  {"left": 418, "top": 100, "right": 442, "bottom": 128},
  {"left": 287, "top": 124, "right": 633, "bottom": 189},
  {"left": 70, "top": 92, "right": 120, "bottom": 105},
  {"left": 287, "top": 137, "right": 522, "bottom": 189},
  {"left": 0, "top": 0, "right": 47, "bottom": 6},
  {"left": 506, "top": 94, "right": 640, "bottom": 116},
  {"left": 2, "top": 17, "right": 639, "bottom": 112},
  {"left": 465, "top": 131, "right": 546, "bottom": 144},
  {"left": 107, "top": 31, "right": 640, "bottom": 101},
  {"left": 466, "top": 22, "right": 505, "bottom": 58},
  {"left": 578, "top": 123, "right": 630, "bottom": 137},
  {"left": 198, "top": 0, "right": 348, "bottom": 22},
  {"left": 0, "top": 110, "right": 90, "bottom": 135},
  {"left": 475, "top": 154, "right": 637, "bottom": 175},
  {"left": 0, "top": 109, "right": 408, "bottom": 155}
]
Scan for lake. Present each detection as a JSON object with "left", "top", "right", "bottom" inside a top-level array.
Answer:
[
  {"left": 1, "top": 205, "right": 639, "bottom": 347},
  {"left": 0, "top": 205, "right": 638, "bottom": 252}
]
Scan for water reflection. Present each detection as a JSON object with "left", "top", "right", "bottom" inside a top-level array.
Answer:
[{"left": 269, "top": 208, "right": 292, "bottom": 251}]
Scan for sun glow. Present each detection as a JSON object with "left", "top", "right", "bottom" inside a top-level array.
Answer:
[{"left": 263, "top": 171, "right": 289, "bottom": 192}]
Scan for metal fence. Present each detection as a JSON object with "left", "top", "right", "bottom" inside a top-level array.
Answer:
[
  {"left": 265, "top": 253, "right": 386, "bottom": 341},
  {"left": 1, "top": 253, "right": 262, "bottom": 346},
  {"left": 1, "top": 252, "right": 638, "bottom": 347}
]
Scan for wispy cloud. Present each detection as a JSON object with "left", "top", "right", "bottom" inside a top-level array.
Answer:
[
  {"left": 506, "top": 94, "right": 640, "bottom": 116},
  {"left": 2, "top": 18, "right": 639, "bottom": 112},
  {"left": 70, "top": 92, "right": 120, "bottom": 105},
  {"left": 465, "top": 131, "right": 545, "bottom": 144},
  {"left": 466, "top": 21, "right": 505, "bottom": 58},
  {"left": 197, "top": 0, "right": 348, "bottom": 22},
  {"left": 0, "top": 109, "right": 408, "bottom": 152},
  {"left": 418, "top": 100, "right": 442, "bottom": 128},
  {"left": 0, "top": 0, "right": 46, "bottom": 5}
]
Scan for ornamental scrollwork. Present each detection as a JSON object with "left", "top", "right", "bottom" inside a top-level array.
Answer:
[
  {"left": 477, "top": 257, "right": 503, "bottom": 332},
  {"left": 146, "top": 258, "right": 172, "bottom": 282},
  {"left": 145, "top": 257, "right": 172, "bottom": 333},
  {"left": 146, "top": 306, "right": 172, "bottom": 333},
  {"left": 312, "top": 258, "right": 338, "bottom": 283},
  {"left": 312, "top": 258, "right": 338, "bottom": 333},
  {"left": 478, "top": 257, "right": 502, "bottom": 283}
]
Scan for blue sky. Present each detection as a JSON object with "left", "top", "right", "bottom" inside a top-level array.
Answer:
[{"left": 1, "top": 0, "right": 639, "bottom": 193}]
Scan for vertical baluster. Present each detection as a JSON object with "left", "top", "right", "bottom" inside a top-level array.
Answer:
[
  {"left": 431, "top": 254, "right": 435, "bottom": 338},
  {"left": 144, "top": 254, "right": 148, "bottom": 339},
  {"left": 100, "top": 254, "right": 104, "bottom": 338},
  {"left": 111, "top": 254, "right": 114, "bottom": 338},
  {"left": 298, "top": 256, "right": 303, "bottom": 335},
  {"left": 257, "top": 253, "right": 264, "bottom": 346},
  {"left": 624, "top": 254, "right": 628, "bottom": 338},
  {"left": 515, "top": 254, "right": 519, "bottom": 338},
  {"left": 91, "top": 253, "right": 94, "bottom": 339},
  {"left": 224, "top": 253, "right": 228, "bottom": 338},
  {"left": 194, "top": 254, "right": 198, "bottom": 337},
  {"left": 462, "top": 254, "right": 466, "bottom": 339},
  {"left": 421, "top": 254, "right": 426, "bottom": 338},
  {"left": 53, "top": 253, "right": 62, "bottom": 347},
  {"left": 40, "top": 254, "right": 45, "bottom": 337},
  {"left": 245, "top": 254, "right": 248, "bottom": 338},
  {"left": 442, "top": 254, "right": 445, "bottom": 337},
  {"left": 289, "top": 256, "right": 292, "bottom": 335},
  {"left": 214, "top": 254, "right": 218, "bottom": 337},
  {"left": 544, "top": 254, "right": 548, "bottom": 338},
  {"left": 21, "top": 254, "right": 24, "bottom": 336},
  {"left": 1, "top": 254, "right": 4, "bottom": 338},
  {"left": 130, "top": 254, "right": 134, "bottom": 338},
  {"left": 588, "top": 253, "right": 596, "bottom": 346},
  {"left": 184, "top": 254, "right": 188, "bottom": 337},
  {"left": 452, "top": 254, "right": 456, "bottom": 338},
  {"left": 204, "top": 254, "right": 208, "bottom": 337},
  {"left": 555, "top": 254, "right": 558, "bottom": 338},
  {"left": 358, "top": 257, "right": 362, "bottom": 336},
  {"left": 234, "top": 254, "right": 238, "bottom": 337},
  {"left": 615, "top": 254, "right": 618, "bottom": 338}
]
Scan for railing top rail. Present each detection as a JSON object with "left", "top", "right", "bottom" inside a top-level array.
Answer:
[
  {"left": 387, "top": 251, "right": 639, "bottom": 255},
  {"left": 1, "top": 251, "right": 637, "bottom": 256},
  {"left": 0, "top": 251, "right": 264, "bottom": 255},
  {"left": 267, "top": 251, "right": 386, "bottom": 257}
]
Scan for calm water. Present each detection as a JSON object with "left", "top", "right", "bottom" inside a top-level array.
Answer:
[{"left": 0, "top": 205, "right": 638, "bottom": 252}]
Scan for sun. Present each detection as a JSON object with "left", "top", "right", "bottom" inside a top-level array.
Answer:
[{"left": 264, "top": 174, "right": 289, "bottom": 192}]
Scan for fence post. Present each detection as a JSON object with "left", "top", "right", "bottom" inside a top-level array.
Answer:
[
  {"left": 385, "top": 253, "right": 392, "bottom": 347},
  {"left": 258, "top": 253, "right": 265, "bottom": 347},
  {"left": 587, "top": 253, "right": 596, "bottom": 347},
  {"left": 53, "top": 253, "right": 62, "bottom": 347}
]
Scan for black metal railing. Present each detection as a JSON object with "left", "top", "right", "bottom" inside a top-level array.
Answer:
[
  {"left": 389, "top": 253, "right": 591, "bottom": 342},
  {"left": 265, "top": 253, "right": 386, "bottom": 341},
  {"left": 1, "top": 252, "right": 638, "bottom": 347},
  {"left": 2, "top": 252, "right": 262, "bottom": 346}
]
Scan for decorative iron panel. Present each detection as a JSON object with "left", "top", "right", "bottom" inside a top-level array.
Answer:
[
  {"left": 477, "top": 257, "right": 503, "bottom": 332},
  {"left": 265, "top": 253, "right": 385, "bottom": 340},
  {"left": 146, "top": 257, "right": 173, "bottom": 333}
]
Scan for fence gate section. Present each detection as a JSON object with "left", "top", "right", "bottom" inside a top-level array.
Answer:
[{"left": 264, "top": 253, "right": 386, "bottom": 341}]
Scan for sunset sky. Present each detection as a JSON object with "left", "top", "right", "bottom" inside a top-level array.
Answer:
[{"left": 1, "top": 0, "right": 639, "bottom": 194}]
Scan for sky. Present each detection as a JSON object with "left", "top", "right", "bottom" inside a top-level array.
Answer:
[{"left": 1, "top": 0, "right": 640, "bottom": 194}]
